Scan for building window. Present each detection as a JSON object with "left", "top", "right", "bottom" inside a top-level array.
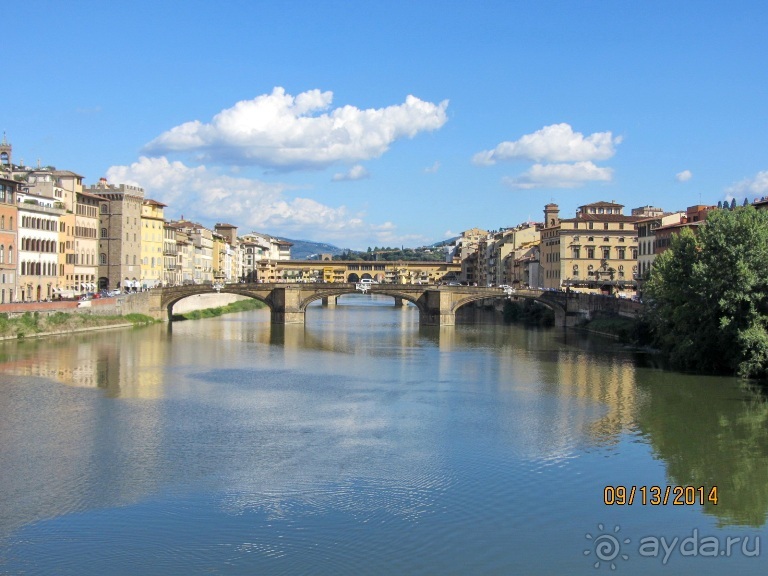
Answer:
[
  {"left": 100, "top": 253, "right": 107, "bottom": 265},
  {"left": 572, "top": 247, "right": 580, "bottom": 259},
  {"left": 588, "top": 222, "right": 594, "bottom": 230},
  {"left": 101, "top": 228, "right": 107, "bottom": 238},
  {"left": 587, "top": 248, "right": 595, "bottom": 259},
  {"left": 603, "top": 248, "right": 610, "bottom": 259},
  {"left": 618, "top": 248, "right": 626, "bottom": 259},
  {"left": 604, "top": 223, "right": 609, "bottom": 230}
]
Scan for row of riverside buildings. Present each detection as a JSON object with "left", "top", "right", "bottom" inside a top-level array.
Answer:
[
  {"left": 3, "top": 136, "right": 766, "bottom": 303},
  {"left": 0, "top": 138, "right": 292, "bottom": 303},
  {"left": 447, "top": 197, "right": 768, "bottom": 296}
]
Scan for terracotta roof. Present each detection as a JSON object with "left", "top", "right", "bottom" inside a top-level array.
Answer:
[
  {"left": 53, "top": 170, "right": 85, "bottom": 178},
  {"left": 655, "top": 221, "right": 705, "bottom": 232},
  {"left": 578, "top": 200, "right": 624, "bottom": 208}
]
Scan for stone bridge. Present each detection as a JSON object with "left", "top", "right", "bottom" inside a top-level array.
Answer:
[{"left": 145, "top": 283, "right": 642, "bottom": 327}]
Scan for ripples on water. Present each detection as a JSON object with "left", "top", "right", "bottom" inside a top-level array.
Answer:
[{"left": 0, "top": 295, "right": 766, "bottom": 575}]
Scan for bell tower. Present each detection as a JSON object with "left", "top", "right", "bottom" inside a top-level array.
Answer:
[{"left": 0, "top": 132, "right": 11, "bottom": 173}]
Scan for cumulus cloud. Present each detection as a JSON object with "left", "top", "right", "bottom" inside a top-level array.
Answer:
[
  {"left": 332, "top": 164, "right": 370, "bottom": 182},
  {"left": 501, "top": 161, "right": 613, "bottom": 189},
  {"left": 105, "top": 156, "right": 422, "bottom": 248},
  {"left": 472, "top": 123, "right": 621, "bottom": 165},
  {"left": 143, "top": 87, "right": 449, "bottom": 170},
  {"left": 726, "top": 171, "right": 768, "bottom": 198},
  {"left": 676, "top": 169, "right": 693, "bottom": 182}
]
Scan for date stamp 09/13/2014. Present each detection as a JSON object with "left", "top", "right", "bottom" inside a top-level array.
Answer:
[{"left": 603, "top": 485, "right": 719, "bottom": 506}]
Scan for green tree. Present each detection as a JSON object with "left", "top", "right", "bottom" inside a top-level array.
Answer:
[{"left": 645, "top": 207, "right": 768, "bottom": 378}]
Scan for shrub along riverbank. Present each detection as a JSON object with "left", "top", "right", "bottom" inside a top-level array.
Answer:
[
  {"left": 171, "top": 298, "right": 266, "bottom": 321},
  {"left": 502, "top": 299, "right": 555, "bottom": 327},
  {"left": 0, "top": 311, "right": 158, "bottom": 340}
]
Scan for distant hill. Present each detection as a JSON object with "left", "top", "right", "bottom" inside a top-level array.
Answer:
[
  {"left": 279, "top": 236, "right": 459, "bottom": 260},
  {"left": 278, "top": 238, "right": 347, "bottom": 260}
]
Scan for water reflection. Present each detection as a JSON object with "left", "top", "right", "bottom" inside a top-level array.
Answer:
[
  {"left": 0, "top": 300, "right": 766, "bottom": 574},
  {"left": 634, "top": 371, "right": 768, "bottom": 527}
]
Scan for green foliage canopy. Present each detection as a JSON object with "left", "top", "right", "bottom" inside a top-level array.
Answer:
[{"left": 645, "top": 206, "right": 768, "bottom": 378}]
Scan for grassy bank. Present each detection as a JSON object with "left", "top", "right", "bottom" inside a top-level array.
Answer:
[
  {"left": 172, "top": 298, "right": 266, "bottom": 321},
  {"left": 0, "top": 311, "right": 158, "bottom": 340}
]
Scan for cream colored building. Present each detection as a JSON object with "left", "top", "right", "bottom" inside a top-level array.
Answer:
[
  {"left": 489, "top": 222, "right": 540, "bottom": 286},
  {"left": 20, "top": 168, "right": 99, "bottom": 296},
  {"left": 636, "top": 210, "right": 684, "bottom": 280},
  {"left": 540, "top": 201, "right": 641, "bottom": 295},
  {"left": 17, "top": 190, "right": 63, "bottom": 301}
]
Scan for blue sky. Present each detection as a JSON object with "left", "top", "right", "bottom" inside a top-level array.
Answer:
[{"left": 6, "top": 0, "right": 767, "bottom": 249}]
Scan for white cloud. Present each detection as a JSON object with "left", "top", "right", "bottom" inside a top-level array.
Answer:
[
  {"left": 501, "top": 161, "right": 613, "bottom": 189},
  {"left": 676, "top": 169, "right": 693, "bottom": 182},
  {"left": 726, "top": 170, "right": 768, "bottom": 198},
  {"left": 424, "top": 161, "right": 441, "bottom": 173},
  {"left": 332, "top": 164, "right": 370, "bottom": 182},
  {"left": 473, "top": 123, "right": 621, "bottom": 165},
  {"left": 105, "top": 156, "right": 422, "bottom": 248},
  {"left": 143, "top": 87, "right": 449, "bottom": 170}
]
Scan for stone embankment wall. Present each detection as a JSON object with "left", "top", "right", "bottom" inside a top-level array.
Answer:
[{"left": 0, "top": 292, "right": 247, "bottom": 319}]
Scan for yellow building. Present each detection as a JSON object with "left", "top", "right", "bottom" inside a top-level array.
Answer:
[
  {"left": 540, "top": 201, "right": 640, "bottom": 295},
  {"left": 140, "top": 199, "right": 166, "bottom": 288}
]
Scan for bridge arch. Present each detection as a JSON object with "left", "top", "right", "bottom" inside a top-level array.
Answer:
[
  {"left": 160, "top": 287, "right": 273, "bottom": 321},
  {"left": 298, "top": 286, "right": 425, "bottom": 315}
]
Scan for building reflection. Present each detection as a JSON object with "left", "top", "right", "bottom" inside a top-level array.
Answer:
[{"left": 0, "top": 328, "right": 169, "bottom": 398}]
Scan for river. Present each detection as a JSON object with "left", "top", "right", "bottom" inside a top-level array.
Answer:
[{"left": 0, "top": 294, "right": 766, "bottom": 575}]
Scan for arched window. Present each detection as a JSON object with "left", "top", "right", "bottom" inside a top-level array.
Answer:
[
  {"left": 8, "top": 246, "right": 12, "bottom": 264},
  {"left": 101, "top": 228, "right": 107, "bottom": 238},
  {"left": 100, "top": 253, "right": 107, "bottom": 265}
]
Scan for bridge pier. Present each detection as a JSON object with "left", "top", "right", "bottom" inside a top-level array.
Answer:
[
  {"left": 418, "top": 289, "right": 456, "bottom": 326},
  {"left": 321, "top": 296, "right": 337, "bottom": 308},
  {"left": 393, "top": 296, "right": 407, "bottom": 307},
  {"left": 269, "top": 286, "right": 305, "bottom": 324}
]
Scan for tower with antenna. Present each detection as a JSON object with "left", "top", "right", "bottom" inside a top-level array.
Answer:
[{"left": 0, "top": 132, "right": 11, "bottom": 173}]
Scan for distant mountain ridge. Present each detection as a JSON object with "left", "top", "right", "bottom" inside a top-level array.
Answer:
[
  {"left": 278, "top": 237, "right": 459, "bottom": 260},
  {"left": 277, "top": 238, "right": 347, "bottom": 260}
]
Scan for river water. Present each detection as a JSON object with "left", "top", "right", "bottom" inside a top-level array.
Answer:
[{"left": 0, "top": 295, "right": 766, "bottom": 575}]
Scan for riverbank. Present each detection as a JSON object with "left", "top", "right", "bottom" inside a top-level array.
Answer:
[
  {"left": 171, "top": 298, "right": 265, "bottom": 320},
  {"left": 0, "top": 311, "right": 158, "bottom": 341}
]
